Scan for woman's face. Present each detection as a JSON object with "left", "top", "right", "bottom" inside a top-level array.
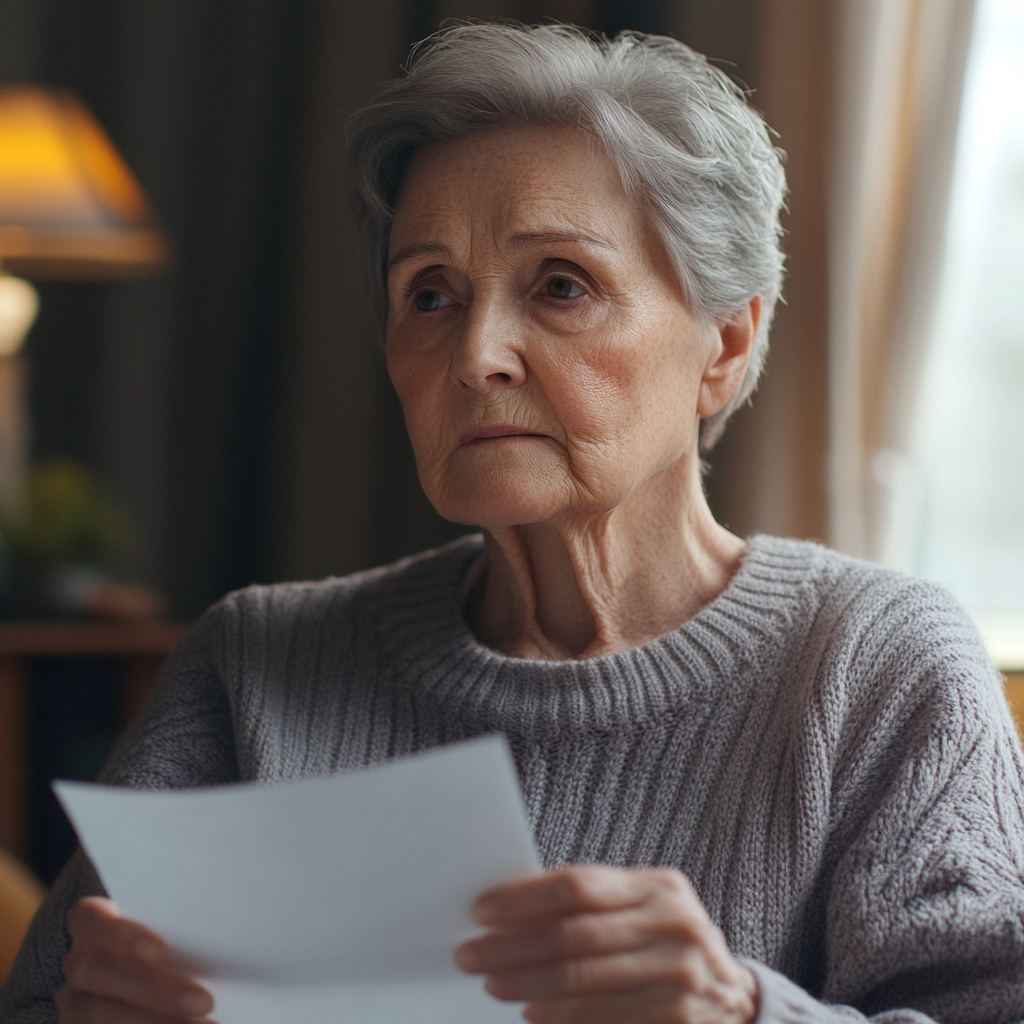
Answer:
[{"left": 386, "top": 125, "right": 723, "bottom": 529}]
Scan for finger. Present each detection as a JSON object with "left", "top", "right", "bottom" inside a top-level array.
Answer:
[
  {"left": 56, "top": 986, "right": 216, "bottom": 1024},
  {"left": 473, "top": 866, "right": 656, "bottom": 926},
  {"left": 484, "top": 943, "right": 708, "bottom": 1002},
  {"left": 67, "top": 898, "right": 170, "bottom": 965},
  {"left": 460, "top": 879, "right": 723, "bottom": 973},
  {"left": 457, "top": 908, "right": 653, "bottom": 973},
  {"left": 646, "top": 881, "right": 740, "bottom": 981},
  {"left": 62, "top": 948, "right": 214, "bottom": 1019}
]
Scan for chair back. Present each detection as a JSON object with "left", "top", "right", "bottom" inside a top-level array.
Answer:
[{"left": 0, "top": 848, "right": 45, "bottom": 983}]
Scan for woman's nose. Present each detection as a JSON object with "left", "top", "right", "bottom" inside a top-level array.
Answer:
[{"left": 449, "top": 302, "right": 527, "bottom": 393}]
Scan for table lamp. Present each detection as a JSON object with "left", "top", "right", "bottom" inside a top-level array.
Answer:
[{"left": 0, "top": 85, "right": 170, "bottom": 520}]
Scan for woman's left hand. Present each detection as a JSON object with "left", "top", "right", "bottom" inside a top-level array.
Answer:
[{"left": 454, "top": 865, "right": 758, "bottom": 1024}]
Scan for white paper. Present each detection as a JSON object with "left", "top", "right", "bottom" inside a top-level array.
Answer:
[{"left": 55, "top": 735, "right": 540, "bottom": 1024}]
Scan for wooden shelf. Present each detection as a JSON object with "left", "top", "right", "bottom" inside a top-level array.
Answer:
[{"left": 0, "top": 621, "right": 190, "bottom": 656}]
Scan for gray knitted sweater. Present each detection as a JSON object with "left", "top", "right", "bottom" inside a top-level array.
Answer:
[{"left": 3, "top": 534, "right": 1024, "bottom": 1023}]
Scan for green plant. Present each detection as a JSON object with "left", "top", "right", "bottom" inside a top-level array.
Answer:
[{"left": 0, "top": 458, "right": 129, "bottom": 565}]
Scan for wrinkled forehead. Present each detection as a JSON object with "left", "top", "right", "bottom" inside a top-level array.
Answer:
[{"left": 389, "top": 124, "right": 650, "bottom": 257}]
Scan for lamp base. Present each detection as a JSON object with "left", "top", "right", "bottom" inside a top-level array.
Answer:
[
  {"left": 0, "top": 274, "right": 38, "bottom": 357},
  {"left": 0, "top": 273, "right": 36, "bottom": 522}
]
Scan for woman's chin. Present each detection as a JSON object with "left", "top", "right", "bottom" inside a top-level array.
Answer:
[
  {"left": 423, "top": 457, "right": 573, "bottom": 530},
  {"left": 429, "top": 489, "right": 568, "bottom": 531}
]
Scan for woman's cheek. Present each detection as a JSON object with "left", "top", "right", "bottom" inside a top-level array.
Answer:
[
  {"left": 547, "top": 342, "right": 639, "bottom": 427},
  {"left": 388, "top": 340, "right": 449, "bottom": 417}
]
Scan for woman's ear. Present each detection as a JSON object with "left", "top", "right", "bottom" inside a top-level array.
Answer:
[{"left": 697, "top": 296, "right": 762, "bottom": 419}]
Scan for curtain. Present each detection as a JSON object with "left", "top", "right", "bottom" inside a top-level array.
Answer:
[
  {"left": 702, "top": 0, "right": 832, "bottom": 543},
  {"left": 827, "top": 0, "right": 977, "bottom": 561}
]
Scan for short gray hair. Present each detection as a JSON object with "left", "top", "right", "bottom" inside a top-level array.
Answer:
[{"left": 347, "top": 22, "right": 787, "bottom": 449}]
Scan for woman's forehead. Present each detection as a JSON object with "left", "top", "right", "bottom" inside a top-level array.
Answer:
[
  {"left": 391, "top": 126, "right": 645, "bottom": 252},
  {"left": 403, "top": 124, "right": 620, "bottom": 192}
]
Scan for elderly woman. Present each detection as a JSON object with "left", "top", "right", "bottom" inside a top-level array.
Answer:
[{"left": 3, "top": 22, "right": 1024, "bottom": 1024}]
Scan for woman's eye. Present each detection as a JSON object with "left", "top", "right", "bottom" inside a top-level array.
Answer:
[
  {"left": 546, "top": 276, "right": 584, "bottom": 300},
  {"left": 414, "top": 289, "right": 453, "bottom": 312}
]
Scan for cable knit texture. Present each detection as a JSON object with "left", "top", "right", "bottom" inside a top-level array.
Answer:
[{"left": 3, "top": 535, "right": 1024, "bottom": 1023}]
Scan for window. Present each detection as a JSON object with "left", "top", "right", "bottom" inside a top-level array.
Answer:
[{"left": 903, "top": 0, "right": 1024, "bottom": 668}]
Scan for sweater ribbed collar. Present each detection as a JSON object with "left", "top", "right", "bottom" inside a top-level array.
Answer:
[{"left": 370, "top": 534, "right": 825, "bottom": 737}]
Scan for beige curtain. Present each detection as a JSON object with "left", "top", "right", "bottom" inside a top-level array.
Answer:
[
  {"left": 827, "top": 0, "right": 976, "bottom": 561},
  {"left": 703, "top": 0, "right": 833, "bottom": 543},
  {"left": 707, "top": 0, "right": 976, "bottom": 554}
]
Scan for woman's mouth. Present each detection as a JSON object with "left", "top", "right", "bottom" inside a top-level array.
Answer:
[{"left": 459, "top": 425, "right": 545, "bottom": 445}]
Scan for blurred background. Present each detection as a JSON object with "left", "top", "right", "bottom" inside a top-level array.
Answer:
[{"left": 0, "top": 0, "right": 1020, "bottom": 915}]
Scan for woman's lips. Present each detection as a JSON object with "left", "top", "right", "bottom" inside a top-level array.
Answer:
[{"left": 459, "top": 425, "right": 545, "bottom": 445}]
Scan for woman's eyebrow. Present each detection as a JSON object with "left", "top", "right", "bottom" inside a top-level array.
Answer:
[
  {"left": 387, "top": 242, "right": 456, "bottom": 273},
  {"left": 387, "top": 233, "right": 616, "bottom": 273},
  {"left": 506, "top": 231, "right": 617, "bottom": 253}
]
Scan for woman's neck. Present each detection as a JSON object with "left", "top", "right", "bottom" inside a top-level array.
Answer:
[{"left": 466, "top": 458, "right": 746, "bottom": 660}]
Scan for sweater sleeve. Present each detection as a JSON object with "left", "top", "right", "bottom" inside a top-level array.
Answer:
[
  {"left": 0, "top": 605, "right": 240, "bottom": 1024},
  {"left": 753, "top": 576, "right": 1024, "bottom": 1024}
]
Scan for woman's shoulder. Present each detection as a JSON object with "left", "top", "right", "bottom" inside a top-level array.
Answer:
[
  {"left": 747, "top": 533, "right": 983, "bottom": 641},
  {"left": 747, "top": 534, "right": 1008, "bottom": 737},
  {"left": 188, "top": 533, "right": 483, "bottom": 647}
]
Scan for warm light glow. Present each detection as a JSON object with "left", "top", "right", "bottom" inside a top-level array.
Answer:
[
  {"left": 0, "top": 86, "right": 169, "bottom": 277},
  {"left": 0, "top": 276, "right": 38, "bottom": 357}
]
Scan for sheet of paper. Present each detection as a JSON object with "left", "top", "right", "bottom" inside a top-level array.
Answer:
[{"left": 55, "top": 735, "right": 540, "bottom": 1024}]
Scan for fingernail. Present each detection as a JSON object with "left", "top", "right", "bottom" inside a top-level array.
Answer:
[
  {"left": 179, "top": 990, "right": 213, "bottom": 1016},
  {"left": 132, "top": 938, "right": 163, "bottom": 963}
]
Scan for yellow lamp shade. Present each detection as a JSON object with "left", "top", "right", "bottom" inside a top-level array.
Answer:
[{"left": 0, "top": 86, "right": 170, "bottom": 278}]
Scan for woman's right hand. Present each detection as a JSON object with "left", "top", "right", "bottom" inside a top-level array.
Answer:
[{"left": 57, "top": 897, "right": 214, "bottom": 1023}]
